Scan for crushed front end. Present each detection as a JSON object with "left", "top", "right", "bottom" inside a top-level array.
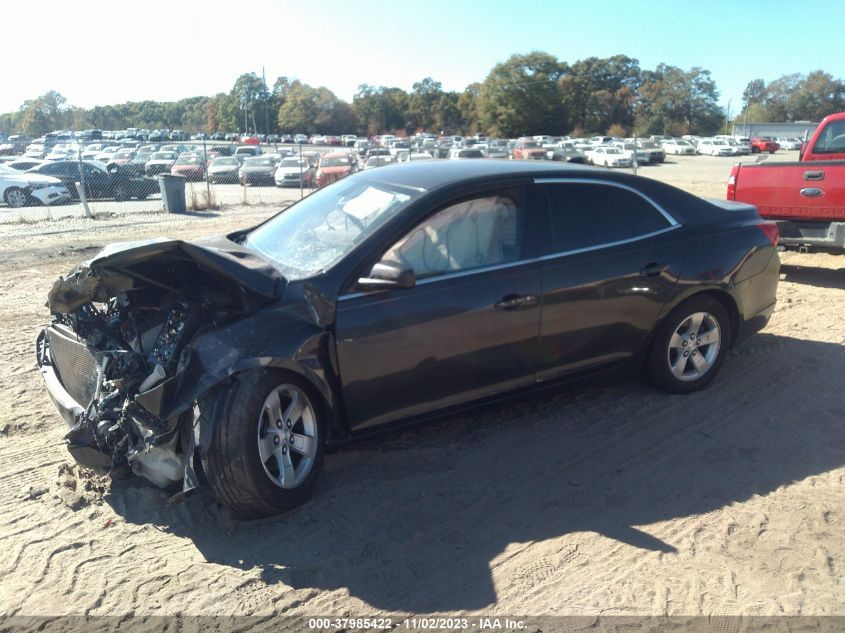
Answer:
[{"left": 35, "top": 237, "right": 284, "bottom": 490}]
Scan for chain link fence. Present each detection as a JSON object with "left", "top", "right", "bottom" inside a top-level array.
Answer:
[{"left": 0, "top": 134, "right": 348, "bottom": 225}]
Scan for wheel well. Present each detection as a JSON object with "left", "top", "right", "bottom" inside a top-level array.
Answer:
[
  {"left": 684, "top": 290, "right": 740, "bottom": 347},
  {"left": 233, "top": 367, "right": 338, "bottom": 437}
]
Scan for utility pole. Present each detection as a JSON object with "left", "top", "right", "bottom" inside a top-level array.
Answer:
[
  {"left": 262, "top": 66, "right": 270, "bottom": 136},
  {"left": 632, "top": 131, "right": 638, "bottom": 176},
  {"left": 743, "top": 104, "right": 750, "bottom": 138},
  {"left": 724, "top": 98, "right": 732, "bottom": 136}
]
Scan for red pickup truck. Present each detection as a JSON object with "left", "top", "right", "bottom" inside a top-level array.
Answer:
[
  {"left": 750, "top": 137, "right": 780, "bottom": 154},
  {"left": 727, "top": 111, "right": 845, "bottom": 251}
]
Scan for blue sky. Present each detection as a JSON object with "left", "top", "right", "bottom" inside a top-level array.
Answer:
[{"left": 5, "top": 0, "right": 844, "bottom": 118}]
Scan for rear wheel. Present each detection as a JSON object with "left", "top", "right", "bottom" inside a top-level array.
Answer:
[
  {"left": 113, "top": 183, "right": 129, "bottom": 201},
  {"left": 4, "top": 187, "right": 28, "bottom": 208},
  {"left": 201, "top": 371, "right": 325, "bottom": 518},
  {"left": 646, "top": 295, "right": 731, "bottom": 394}
]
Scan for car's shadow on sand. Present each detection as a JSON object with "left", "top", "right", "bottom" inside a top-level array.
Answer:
[
  {"left": 105, "top": 333, "right": 845, "bottom": 612},
  {"left": 780, "top": 262, "right": 845, "bottom": 290}
]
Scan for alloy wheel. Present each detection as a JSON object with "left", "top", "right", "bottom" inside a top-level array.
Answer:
[
  {"left": 256, "top": 384, "right": 318, "bottom": 489},
  {"left": 667, "top": 311, "right": 721, "bottom": 382},
  {"left": 6, "top": 188, "right": 27, "bottom": 208}
]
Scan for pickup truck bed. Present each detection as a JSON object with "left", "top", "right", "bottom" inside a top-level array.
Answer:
[{"left": 728, "top": 160, "right": 845, "bottom": 249}]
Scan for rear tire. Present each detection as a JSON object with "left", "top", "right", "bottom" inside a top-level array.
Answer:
[
  {"left": 5, "top": 187, "right": 28, "bottom": 208},
  {"left": 201, "top": 370, "right": 325, "bottom": 518},
  {"left": 646, "top": 295, "right": 731, "bottom": 394},
  {"left": 113, "top": 183, "right": 129, "bottom": 202}
]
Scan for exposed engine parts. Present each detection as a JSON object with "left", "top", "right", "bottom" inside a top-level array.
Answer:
[
  {"left": 37, "top": 238, "right": 285, "bottom": 491},
  {"left": 46, "top": 293, "right": 199, "bottom": 486}
]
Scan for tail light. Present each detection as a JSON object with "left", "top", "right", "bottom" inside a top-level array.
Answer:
[
  {"left": 727, "top": 164, "right": 739, "bottom": 200},
  {"left": 757, "top": 221, "right": 779, "bottom": 245}
]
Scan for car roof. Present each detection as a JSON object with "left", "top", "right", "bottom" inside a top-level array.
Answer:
[{"left": 356, "top": 159, "right": 602, "bottom": 190}]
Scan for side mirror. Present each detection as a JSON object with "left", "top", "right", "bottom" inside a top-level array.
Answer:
[{"left": 357, "top": 260, "right": 415, "bottom": 291}]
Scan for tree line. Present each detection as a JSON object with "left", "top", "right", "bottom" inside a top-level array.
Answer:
[
  {"left": 737, "top": 72, "right": 845, "bottom": 124},
  {"left": 3, "top": 52, "right": 844, "bottom": 139}
]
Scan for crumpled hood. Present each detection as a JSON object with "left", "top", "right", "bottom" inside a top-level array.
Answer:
[{"left": 46, "top": 236, "right": 286, "bottom": 313}]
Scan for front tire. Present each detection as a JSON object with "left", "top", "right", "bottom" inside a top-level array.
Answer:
[
  {"left": 201, "top": 370, "right": 325, "bottom": 518},
  {"left": 646, "top": 295, "right": 731, "bottom": 394}
]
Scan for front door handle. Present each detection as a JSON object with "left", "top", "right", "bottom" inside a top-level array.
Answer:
[
  {"left": 494, "top": 293, "right": 538, "bottom": 311},
  {"left": 640, "top": 263, "right": 669, "bottom": 278}
]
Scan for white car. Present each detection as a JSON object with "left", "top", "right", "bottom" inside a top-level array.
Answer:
[
  {"left": 396, "top": 151, "right": 434, "bottom": 162},
  {"left": 363, "top": 155, "right": 396, "bottom": 170},
  {"left": 387, "top": 139, "right": 411, "bottom": 157},
  {"left": 612, "top": 142, "right": 649, "bottom": 164},
  {"left": 726, "top": 139, "right": 752, "bottom": 155},
  {"left": 274, "top": 156, "right": 314, "bottom": 186},
  {"left": 94, "top": 146, "right": 121, "bottom": 162},
  {"left": 697, "top": 139, "right": 733, "bottom": 156},
  {"left": 0, "top": 164, "right": 70, "bottom": 208},
  {"left": 45, "top": 144, "right": 80, "bottom": 161},
  {"left": 81, "top": 144, "right": 106, "bottom": 160},
  {"left": 777, "top": 137, "right": 803, "bottom": 150},
  {"left": 584, "top": 146, "right": 632, "bottom": 167},
  {"left": 24, "top": 145, "right": 47, "bottom": 159},
  {"left": 661, "top": 139, "right": 696, "bottom": 155}
]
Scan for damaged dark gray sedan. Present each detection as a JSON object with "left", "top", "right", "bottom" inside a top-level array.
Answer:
[{"left": 36, "top": 161, "right": 780, "bottom": 517}]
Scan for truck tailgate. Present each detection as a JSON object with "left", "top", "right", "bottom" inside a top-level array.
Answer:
[{"left": 732, "top": 161, "right": 845, "bottom": 221}]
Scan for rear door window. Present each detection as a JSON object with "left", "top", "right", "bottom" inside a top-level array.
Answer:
[{"left": 540, "top": 183, "right": 673, "bottom": 255}]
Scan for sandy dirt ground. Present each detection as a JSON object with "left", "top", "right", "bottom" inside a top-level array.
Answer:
[{"left": 0, "top": 154, "right": 843, "bottom": 618}]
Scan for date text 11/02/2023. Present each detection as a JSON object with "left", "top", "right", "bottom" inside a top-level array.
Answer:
[{"left": 307, "top": 617, "right": 527, "bottom": 630}]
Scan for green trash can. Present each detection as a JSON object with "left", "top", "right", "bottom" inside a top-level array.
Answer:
[{"left": 157, "top": 173, "right": 187, "bottom": 213}]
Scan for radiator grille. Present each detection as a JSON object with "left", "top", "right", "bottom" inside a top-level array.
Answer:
[{"left": 46, "top": 325, "right": 101, "bottom": 407}]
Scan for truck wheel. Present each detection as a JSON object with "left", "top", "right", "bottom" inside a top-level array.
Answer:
[
  {"left": 201, "top": 370, "right": 325, "bottom": 518},
  {"left": 646, "top": 295, "right": 731, "bottom": 394},
  {"left": 751, "top": 147, "right": 760, "bottom": 154}
]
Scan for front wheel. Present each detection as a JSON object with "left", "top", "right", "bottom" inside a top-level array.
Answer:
[
  {"left": 646, "top": 295, "right": 731, "bottom": 394},
  {"left": 201, "top": 371, "right": 325, "bottom": 518}
]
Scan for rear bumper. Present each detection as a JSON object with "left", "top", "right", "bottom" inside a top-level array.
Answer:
[
  {"left": 774, "top": 220, "right": 845, "bottom": 250},
  {"left": 733, "top": 247, "right": 780, "bottom": 345},
  {"left": 735, "top": 299, "right": 776, "bottom": 345}
]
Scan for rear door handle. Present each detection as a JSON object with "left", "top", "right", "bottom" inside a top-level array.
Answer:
[
  {"left": 803, "top": 170, "right": 824, "bottom": 181},
  {"left": 639, "top": 263, "right": 669, "bottom": 278},
  {"left": 494, "top": 293, "right": 538, "bottom": 311}
]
